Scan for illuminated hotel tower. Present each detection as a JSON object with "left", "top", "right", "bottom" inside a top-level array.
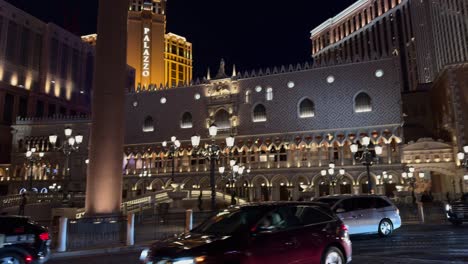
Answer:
[{"left": 127, "top": 0, "right": 192, "bottom": 90}]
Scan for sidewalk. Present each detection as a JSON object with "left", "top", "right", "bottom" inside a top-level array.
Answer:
[{"left": 50, "top": 241, "right": 152, "bottom": 260}]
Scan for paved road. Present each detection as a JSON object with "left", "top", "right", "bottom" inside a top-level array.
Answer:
[{"left": 48, "top": 224, "right": 468, "bottom": 264}]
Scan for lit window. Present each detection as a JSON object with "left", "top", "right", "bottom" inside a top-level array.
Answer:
[
  {"left": 354, "top": 92, "right": 372, "bottom": 113},
  {"left": 215, "top": 109, "right": 231, "bottom": 129},
  {"left": 327, "top": 75, "right": 335, "bottom": 84},
  {"left": 181, "top": 112, "right": 193, "bottom": 129},
  {"left": 142, "top": 116, "right": 154, "bottom": 132},
  {"left": 245, "top": 90, "right": 251, "bottom": 104},
  {"left": 253, "top": 104, "right": 267, "bottom": 122},
  {"left": 255, "top": 85, "right": 262, "bottom": 92},
  {"left": 299, "top": 98, "right": 315, "bottom": 118},
  {"left": 160, "top": 97, "right": 167, "bottom": 104},
  {"left": 266, "top": 87, "right": 273, "bottom": 101}
]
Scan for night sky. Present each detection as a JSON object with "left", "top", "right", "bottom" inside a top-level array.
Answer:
[{"left": 7, "top": 0, "right": 356, "bottom": 78}]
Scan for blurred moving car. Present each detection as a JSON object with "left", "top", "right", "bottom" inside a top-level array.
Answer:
[
  {"left": 315, "top": 195, "right": 401, "bottom": 237},
  {"left": 0, "top": 216, "right": 50, "bottom": 264},
  {"left": 140, "top": 202, "right": 352, "bottom": 264},
  {"left": 445, "top": 193, "right": 468, "bottom": 225}
]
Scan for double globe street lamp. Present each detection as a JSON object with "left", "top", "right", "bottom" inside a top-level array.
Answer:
[
  {"left": 48, "top": 127, "right": 83, "bottom": 200},
  {"left": 401, "top": 166, "right": 419, "bottom": 205},
  {"left": 219, "top": 159, "right": 250, "bottom": 205},
  {"left": 320, "top": 162, "right": 345, "bottom": 195},
  {"left": 191, "top": 124, "right": 235, "bottom": 211},
  {"left": 350, "top": 136, "right": 383, "bottom": 194},
  {"left": 25, "top": 147, "right": 44, "bottom": 192},
  {"left": 162, "top": 136, "right": 181, "bottom": 184}
]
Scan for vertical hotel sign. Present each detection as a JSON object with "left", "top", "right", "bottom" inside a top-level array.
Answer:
[{"left": 142, "top": 26, "right": 151, "bottom": 80}]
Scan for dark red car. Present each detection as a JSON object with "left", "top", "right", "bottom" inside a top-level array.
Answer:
[{"left": 140, "top": 202, "right": 352, "bottom": 264}]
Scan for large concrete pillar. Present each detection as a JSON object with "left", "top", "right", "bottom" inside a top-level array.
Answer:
[{"left": 85, "top": 0, "right": 128, "bottom": 215}]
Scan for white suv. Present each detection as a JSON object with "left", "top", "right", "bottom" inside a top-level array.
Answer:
[{"left": 315, "top": 195, "right": 401, "bottom": 237}]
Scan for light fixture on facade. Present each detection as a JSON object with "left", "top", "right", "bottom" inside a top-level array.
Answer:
[
  {"left": 255, "top": 85, "right": 262, "bottom": 92},
  {"left": 194, "top": 93, "right": 201, "bottom": 100},
  {"left": 326, "top": 75, "right": 335, "bottom": 84},
  {"left": 287, "top": 81, "right": 295, "bottom": 88},
  {"left": 375, "top": 69, "right": 384, "bottom": 78},
  {"left": 160, "top": 97, "right": 167, "bottom": 104}
]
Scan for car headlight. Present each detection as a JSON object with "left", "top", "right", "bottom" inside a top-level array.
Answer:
[
  {"left": 172, "top": 256, "right": 206, "bottom": 264},
  {"left": 445, "top": 204, "right": 452, "bottom": 211},
  {"left": 140, "top": 249, "right": 152, "bottom": 263}
]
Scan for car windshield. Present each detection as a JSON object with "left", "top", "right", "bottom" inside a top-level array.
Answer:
[
  {"left": 191, "top": 207, "right": 267, "bottom": 236},
  {"left": 315, "top": 198, "right": 340, "bottom": 207}
]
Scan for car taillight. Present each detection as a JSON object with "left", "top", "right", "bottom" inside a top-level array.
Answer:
[
  {"left": 39, "top": 232, "right": 49, "bottom": 241},
  {"left": 337, "top": 224, "right": 349, "bottom": 240},
  {"left": 25, "top": 255, "right": 33, "bottom": 263}
]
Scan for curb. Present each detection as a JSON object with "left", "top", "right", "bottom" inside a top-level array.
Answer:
[{"left": 50, "top": 243, "right": 152, "bottom": 259}]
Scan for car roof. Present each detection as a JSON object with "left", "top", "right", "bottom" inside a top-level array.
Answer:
[
  {"left": 317, "top": 194, "right": 389, "bottom": 199},
  {"left": 233, "top": 201, "right": 332, "bottom": 211}
]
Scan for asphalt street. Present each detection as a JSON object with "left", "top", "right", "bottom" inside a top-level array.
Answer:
[{"left": 48, "top": 224, "right": 468, "bottom": 264}]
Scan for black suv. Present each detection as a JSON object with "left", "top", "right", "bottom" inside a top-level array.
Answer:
[
  {"left": 0, "top": 216, "right": 50, "bottom": 264},
  {"left": 445, "top": 194, "right": 468, "bottom": 225}
]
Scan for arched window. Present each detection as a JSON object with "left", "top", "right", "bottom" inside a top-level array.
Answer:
[
  {"left": 180, "top": 112, "right": 193, "bottom": 129},
  {"left": 266, "top": 87, "right": 273, "bottom": 101},
  {"left": 253, "top": 104, "right": 267, "bottom": 122},
  {"left": 215, "top": 109, "right": 231, "bottom": 129},
  {"left": 354, "top": 92, "right": 372, "bottom": 113},
  {"left": 142, "top": 116, "right": 154, "bottom": 132},
  {"left": 245, "top": 90, "right": 251, "bottom": 104},
  {"left": 299, "top": 98, "right": 315, "bottom": 118}
]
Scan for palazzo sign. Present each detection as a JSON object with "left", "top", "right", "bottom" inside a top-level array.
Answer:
[{"left": 142, "top": 27, "right": 151, "bottom": 77}]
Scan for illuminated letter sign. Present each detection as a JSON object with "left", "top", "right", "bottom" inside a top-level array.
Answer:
[{"left": 142, "top": 27, "right": 151, "bottom": 77}]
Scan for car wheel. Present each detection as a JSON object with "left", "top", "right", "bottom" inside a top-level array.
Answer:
[
  {"left": 321, "top": 246, "right": 345, "bottom": 264},
  {"left": 378, "top": 219, "right": 393, "bottom": 237},
  {"left": 0, "top": 253, "right": 25, "bottom": 264}
]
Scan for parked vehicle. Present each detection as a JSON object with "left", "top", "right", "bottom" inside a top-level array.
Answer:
[
  {"left": 0, "top": 216, "right": 50, "bottom": 264},
  {"left": 315, "top": 194, "right": 401, "bottom": 237},
  {"left": 445, "top": 193, "right": 468, "bottom": 225},
  {"left": 140, "top": 202, "right": 352, "bottom": 264}
]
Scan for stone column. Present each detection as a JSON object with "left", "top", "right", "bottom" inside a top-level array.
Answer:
[
  {"left": 318, "top": 148, "right": 322, "bottom": 167},
  {"left": 339, "top": 146, "right": 344, "bottom": 166},
  {"left": 85, "top": 0, "right": 128, "bottom": 216}
]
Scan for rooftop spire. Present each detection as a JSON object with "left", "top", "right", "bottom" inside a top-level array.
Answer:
[
  {"left": 215, "top": 58, "right": 228, "bottom": 79},
  {"left": 232, "top": 64, "right": 237, "bottom": 77}
]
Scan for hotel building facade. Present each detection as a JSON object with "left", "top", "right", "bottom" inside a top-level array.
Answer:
[
  {"left": 0, "top": 0, "right": 94, "bottom": 168},
  {"left": 7, "top": 58, "right": 460, "bottom": 202},
  {"left": 310, "top": 0, "right": 468, "bottom": 92},
  {"left": 83, "top": 0, "right": 193, "bottom": 91}
]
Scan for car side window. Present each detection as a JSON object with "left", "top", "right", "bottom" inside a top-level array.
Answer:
[
  {"left": 354, "top": 197, "right": 373, "bottom": 210},
  {"left": 342, "top": 199, "right": 355, "bottom": 212},
  {"left": 376, "top": 197, "right": 391, "bottom": 208},
  {"left": 257, "top": 206, "right": 300, "bottom": 232},
  {"left": 297, "top": 206, "right": 333, "bottom": 225}
]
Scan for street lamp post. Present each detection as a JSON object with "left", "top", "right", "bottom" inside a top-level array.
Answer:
[
  {"left": 457, "top": 145, "right": 468, "bottom": 194},
  {"left": 350, "top": 136, "right": 383, "bottom": 194},
  {"left": 25, "top": 147, "right": 44, "bottom": 192},
  {"left": 377, "top": 171, "right": 392, "bottom": 195},
  {"left": 320, "top": 162, "right": 345, "bottom": 195},
  {"left": 191, "top": 124, "right": 235, "bottom": 211},
  {"left": 401, "top": 166, "right": 416, "bottom": 205},
  {"left": 219, "top": 158, "right": 251, "bottom": 204},
  {"left": 162, "top": 136, "right": 181, "bottom": 184},
  {"left": 48, "top": 127, "right": 83, "bottom": 200}
]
